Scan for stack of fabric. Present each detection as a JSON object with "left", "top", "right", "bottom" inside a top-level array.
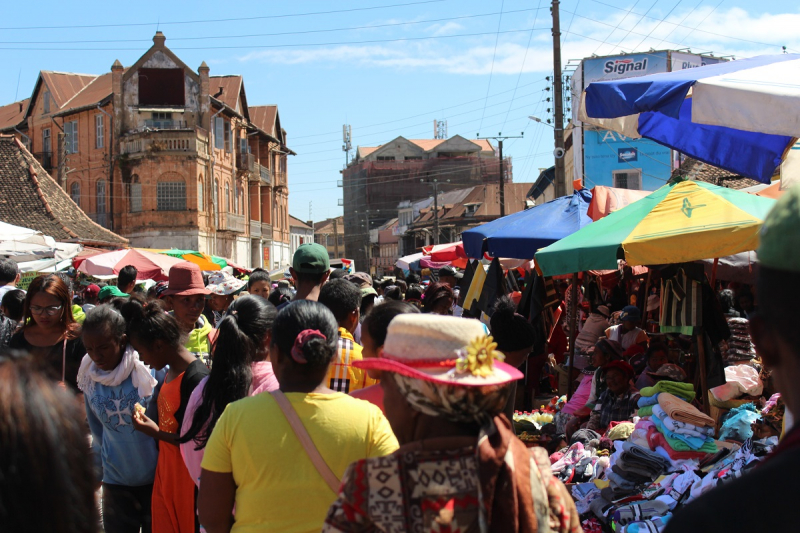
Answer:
[
  {"left": 649, "top": 393, "right": 717, "bottom": 462},
  {"left": 603, "top": 442, "right": 671, "bottom": 500},
  {"left": 723, "top": 317, "right": 756, "bottom": 362}
]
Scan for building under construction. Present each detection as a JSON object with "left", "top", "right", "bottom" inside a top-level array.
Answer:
[{"left": 342, "top": 135, "right": 510, "bottom": 270}]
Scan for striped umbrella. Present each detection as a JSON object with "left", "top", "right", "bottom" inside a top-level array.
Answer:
[{"left": 535, "top": 179, "right": 776, "bottom": 276}]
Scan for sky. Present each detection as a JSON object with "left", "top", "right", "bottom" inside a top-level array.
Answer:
[{"left": 1, "top": 0, "right": 799, "bottom": 223}]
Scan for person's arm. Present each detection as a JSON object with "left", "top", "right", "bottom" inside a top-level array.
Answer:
[
  {"left": 84, "top": 395, "right": 104, "bottom": 488},
  {"left": 198, "top": 469, "right": 236, "bottom": 533},
  {"left": 367, "top": 409, "right": 400, "bottom": 457},
  {"left": 133, "top": 411, "right": 180, "bottom": 445}
]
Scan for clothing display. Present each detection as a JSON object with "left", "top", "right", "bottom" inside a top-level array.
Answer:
[
  {"left": 640, "top": 382, "right": 696, "bottom": 402},
  {"left": 657, "top": 393, "right": 715, "bottom": 428}
]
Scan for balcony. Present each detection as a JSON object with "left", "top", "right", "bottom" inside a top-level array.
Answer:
[
  {"left": 144, "top": 119, "right": 189, "bottom": 130},
  {"left": 120, "top": 128, "right": 209, "bottom": 160},
  {"left": 249, "top": 220, "right": 261, "bottom": 237},
  {"left": 261, "top": 222, "right": 273, "bottom": 238},
  {"left": 274, "top": 171, "right": 287, "bottom": 188},
  {"left": 33, "top": 151, "right": 53, "bottom": 171},
  {"left": 258, "top": 164, "right": 272, "bottom": 186},
  {"left": 219, "top": 213, "right": 246, "bottom": 233},
  {"left": 237, "top": 152, "right": 256, "bottom": 176}
]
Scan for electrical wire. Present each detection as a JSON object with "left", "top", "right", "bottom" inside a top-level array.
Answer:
[
  {"left": 500, "top": 0, "right": 543, "bottom": 131},
  {"left": 591, "top": 0, "right": 642, "bottom": 55},
  {"left": 478, "top": 0, "right": 506, "bottom": 133},
  {"left": 630, "top": 0, "right": 685, "bottom": 53},
  {"left": 653, "top": 0, "right": 703, "bottom": 50},
  {"left": 0, "top": 0, "right": 448, "bottom": 31}
]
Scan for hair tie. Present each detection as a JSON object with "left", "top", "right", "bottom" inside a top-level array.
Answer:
[{"left": 291, "top": 329, "right": 326, "bottom": 364}]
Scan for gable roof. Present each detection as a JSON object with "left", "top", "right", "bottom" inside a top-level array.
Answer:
[
  {"left": 289, "top": 215, "right": 313, "bottom": 230},
  {"left": 54, "top": 72, "right": 114, "bottom": 117},
  {"left": 0, "top": 136, "right": 127, "bottom": 246},
  {"left": 0, "top": 99, "right": 29, "bottom": 132},
  {"left": 210, "top": 75, "right": 250, "bottom": 119},
  {"left": 123, "top": 32, "right": 200, "bottom": 85},
  {"left": 25, "top": 71, "right": 97, "bottom": 118},
  {"left": 249, "top": 105, "right": 278, "bottom": 137},
  {"left": 359, "top": 137, "right": 494, "bottom": 158}
]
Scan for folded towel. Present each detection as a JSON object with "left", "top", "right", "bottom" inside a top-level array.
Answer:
[
  {"left": 613, "top": 500, "right": 670, "bottom": 526},
  {"left": 620, "top": 441, "right": 672, "bottom": 476},
  {"left": 651, "top": 412, "right": 712, "bottom": 450},
  {"left": 656, "top": 406, "right": 715, "bottom": 437},
  {"left": 657, "top": 392, "right": 714, "bottom": 428},
  {"left": 638, "top": 405, "right": 654, "bottom": 417},
  {"left": 640, "top": 381, "right": 696, "bottom": 401},
  {"left": 645, "top": 427, "right": 714, "bottom": 459},
  {"left": 638, "top": 393, "right": 661, "bottom": 407}
]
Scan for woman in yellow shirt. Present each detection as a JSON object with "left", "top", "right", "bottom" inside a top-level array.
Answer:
[{"left": 198, "top": 300, "right": 399, "bottom": 533}]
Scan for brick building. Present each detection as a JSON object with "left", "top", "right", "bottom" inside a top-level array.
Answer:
[
  {"left": 289, "top": 215, "right": 314, "bottom": 259},
  {"left": 13, "top": 32, "right": 293, "bottom": 269},
  {"left": 342, "top": 135, "right": 510, "bottom": 268},
  {"left": 313, "top": 216, "right": 345, "bottom": 260}
]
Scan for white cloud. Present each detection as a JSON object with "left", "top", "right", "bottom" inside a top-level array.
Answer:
[{"left": 237, "top": 5, "right": 800, "bottom": 75}]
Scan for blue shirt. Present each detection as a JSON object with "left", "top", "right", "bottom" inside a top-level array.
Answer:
[{"left": 85, "top": 372, "right": 161, "bottom": 487}]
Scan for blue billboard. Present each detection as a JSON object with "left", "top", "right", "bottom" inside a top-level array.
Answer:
[
  {"left": 583, "top": 129, "right": 671, "bottom": 191},
  {"left": 582, "top": 51, "right": 670, "bottom": 85}
]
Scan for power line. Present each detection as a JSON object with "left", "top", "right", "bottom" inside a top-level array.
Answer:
[
  {"left": 0, "top": 8, "right": 546, "bottom": 45},
  {"left": 611, "top": 0, "right": 660, "bottom": 53},
  {"left": 653, "top": 0, "right": 703, "bottom": 49},
  {"left": 630, "top": 0, "right": 685, "bottom": 53},
  {"left": 591, "top": 0, "right": 642, "bottom": 55},
  {"left": 0, "top": 0, "right": 447, "bottom": 31},
  {"left": 478, "top": 0, "right": 506, "bottom": 132},
  {"left": 676, "top": 0, "right": 724, "bottom": 47},
  {"left": 501, "top": 0, "right": 543, "bottom": 131},
  {"left": 0, "top": 27, "right": 547, "bottom": 52}
]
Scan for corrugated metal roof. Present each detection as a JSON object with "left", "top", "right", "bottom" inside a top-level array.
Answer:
[
  {"left": 359, "top": 138, "right": 494, "bottom": 156},
  {"left": 40, "top": 71, "right": 96, "bottom": 109},
  {"left": 0, "top": 99, "right": 29, "bottom": 131},
  {"left": 56, "top": 72, "right": 113, "bottom": 116},
  {"left": 289, "top": 215, "right": 313, "bottom": 229},
  {"left": 211, "top": 75, "right": 242, "bottom": 113},
  {"left": 249, "top": 105, "right": 277, "bottom": 136}
]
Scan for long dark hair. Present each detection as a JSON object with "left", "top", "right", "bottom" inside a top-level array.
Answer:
[
  {"left": 22, "top": 274, "right": 79, "bottom": 339},
  {"left": 0, "top": 352, "right": 97, "bottom": 532},
  {"left": 120, "top": 299, "right": 184, "bottom": 349},
  {"left": 180, "top": 296, "right": 277, "bottom": 449},
  {"left": 421, "top": 282, "right": 454, "bottom": 313}
]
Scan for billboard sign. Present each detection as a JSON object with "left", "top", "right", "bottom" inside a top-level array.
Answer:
[
  {"left": 618, "top": 148, "right": 638, "bottom": 163},
  {"left": 670, "top": 52, "right": 726, "bottom": 72},
  {"left": 583, "top": 129, "right": 671, "bottom": 191},
  {"left": 582, "top": 51, "right": 669, "bottom": 86}
]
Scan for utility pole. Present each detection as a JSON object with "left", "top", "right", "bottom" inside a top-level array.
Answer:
[
  {"left": 420, "top": 178, "right": 449, "bottom": 245},
  {"left": 477, "top": 133, "right": 524, "bottom": 217},
  {"left": 552, "top": 0, "right": 567, "bottom": 198},
  {"left": 333, "top": 217, "right": 340, "bottom": 257}
]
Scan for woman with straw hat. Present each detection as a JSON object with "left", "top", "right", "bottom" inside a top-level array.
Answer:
[{"left": 323, "top": 314, "right": 581, "bottom": 533}]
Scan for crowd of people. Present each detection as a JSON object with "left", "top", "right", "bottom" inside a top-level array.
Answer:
[{"left": 2, "top": 185, "right": 800, "bottom": 533}]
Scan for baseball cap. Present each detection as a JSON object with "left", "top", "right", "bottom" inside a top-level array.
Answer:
[
  {"left": 345, "top": 272, "right": 373, "bottom": 289},
  {"left": 292, "top": 243, "right": 330, "bottom": 274},
  {"left": 619, "top": 305, "right": 641, "bottom": 322},
  {"left": 759, "top": 184, "right": 800, "bottom": 273},
  {"left": 84, "top": 284, "right": 100, "bottom": 298},
  {"left": 98, "top": 285, "right": 128, "bottom": 300}
]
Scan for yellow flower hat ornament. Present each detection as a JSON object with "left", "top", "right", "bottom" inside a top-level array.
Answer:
[{"left": 354, "top": 314, "right": 523, "bottom": 387}]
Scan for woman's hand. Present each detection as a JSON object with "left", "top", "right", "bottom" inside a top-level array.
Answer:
[{"left": 133, "top": 410, "right": 159, "bottom": 438}]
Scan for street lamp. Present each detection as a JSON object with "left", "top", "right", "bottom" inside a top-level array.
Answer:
[{"left": 529, "top": 115, "right": 554, "bottom": 128}]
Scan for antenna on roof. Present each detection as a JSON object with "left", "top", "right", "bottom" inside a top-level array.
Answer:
[
  {"left": 434, "top": 119, "right": 447, "bottom": 140},
  {"left": 342, "top": 124, "right": 352, "bottom": 167},
  {"left": 14, "top": 68, "right": 21, "bottom": 102}
]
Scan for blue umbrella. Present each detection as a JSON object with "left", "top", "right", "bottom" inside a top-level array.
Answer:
[
  {"left": 462, "top": 189, "right": 593, "bottom": 260},
  {"left": 581, "top": 54, "right": 800, "bottom": 184}
]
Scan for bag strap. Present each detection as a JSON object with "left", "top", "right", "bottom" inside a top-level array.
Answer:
[{"left": 270, "top": 390, "right": 340, "bottom": 493}]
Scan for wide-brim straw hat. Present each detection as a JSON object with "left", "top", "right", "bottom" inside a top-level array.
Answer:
[
  {"left": 206, "top": 271, "right": 247, "bottom": 296},
  {"left": 354, "top": 314, "right": 523, "bottom": 387}
]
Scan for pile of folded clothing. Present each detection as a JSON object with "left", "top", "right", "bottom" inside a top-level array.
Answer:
[
  {"left": 637, "top": 380, "right": 695, "bottom": 418},
  {"left": 550, "top": 434, "right": 612, "bottom": 484},
  {"left": 723, "top": 317, "right": 757, "bottom": 362},
  {"left": 602, "top": 441, "right": 671, "bottom": 501}
]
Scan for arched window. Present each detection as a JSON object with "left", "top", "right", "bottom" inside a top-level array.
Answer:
[
  {"left": 70, "top": 181, "right": 80, "bottom": 207},
  {"left": 234, "top": 183, "right": 240, "bottom": 214},
  {"left": 129, "top": 175, "right": 142, "bottom": 213},
  {"left": 225, "top": 183, "right": 230, "bottom": 213},
  {"left": 157, "top": 177, "right": 186, "bottom": 211},
  {"left": 96, "top": 180, "right": 107, "bottom": 227},
  {"left": 197, "top": 174, "right": 204, "bottom": 211}
]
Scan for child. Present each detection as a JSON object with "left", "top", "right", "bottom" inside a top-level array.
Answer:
[
  {"left": 78, "top": 305, "right": 160, "bottom": 533},
  {"left": 125, "top": 300, "right": 209, "bottom": 533}
]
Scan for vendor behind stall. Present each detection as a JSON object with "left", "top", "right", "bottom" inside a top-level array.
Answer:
[
  {"left": 588, "top": 360, "right": 639, "bottom": 434},
  {"left": 606, "top": 305, "right": 649, "bottom": 351}
]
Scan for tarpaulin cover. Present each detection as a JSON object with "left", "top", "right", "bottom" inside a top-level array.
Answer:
[{"left": 462, "top": 189, "right": 593, "bottom": 260}]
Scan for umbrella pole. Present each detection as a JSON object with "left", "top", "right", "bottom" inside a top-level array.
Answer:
[
  {"left": 566, "top": 272, "right": 579, "bottom": 399},
  {"left": 641, "top": 269, "right": 652, "bottom": 330},
  {"left": 710, "top": 257, "right": 719, "bottom": 288},
  {"left": 696, "top": 328, "right": 711, "bottom": 415}
]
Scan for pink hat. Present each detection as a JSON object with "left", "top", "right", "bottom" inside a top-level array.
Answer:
[
  {"left": 163, "top": 262, "right": 211, "bottom": 297},
  {"left": 354, "top": 314, "right": 523, "bottom": 387}
]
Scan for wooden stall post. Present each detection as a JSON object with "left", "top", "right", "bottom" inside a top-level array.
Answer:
[
  {"left": 696, "top": 328, "right": 711, "bottom": 415},
  {"left": 566, "top": 272, "right": 579, "bottom": 398}
]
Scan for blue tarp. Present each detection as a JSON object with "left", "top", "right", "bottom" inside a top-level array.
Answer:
[
  {"left": 583, "top": 54, "right": 798, "bottom": 184},
  {"left": 462, "top": 189, "right": 593, "bottom": 260}
]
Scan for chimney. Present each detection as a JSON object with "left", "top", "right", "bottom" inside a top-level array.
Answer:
[
  {"left": 153, "top": 31, "right": 166, "bottom": 48},
  {"left": 198, "top": 61, "right": 210, "bottom": 133},
  {"left": 214, "top": 86, "right": 224, "bottom": 98},
  {"left": 111, "top": 59, "right": 124, "bottom": 138}
]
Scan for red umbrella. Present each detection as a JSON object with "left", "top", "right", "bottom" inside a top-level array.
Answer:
[{"left": 78, "top": 248, "right": 184, "bottom": 281}]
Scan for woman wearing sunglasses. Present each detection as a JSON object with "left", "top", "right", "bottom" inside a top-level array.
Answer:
[{"left": 8, "top": 274, "right": 85, "bottom": 392}]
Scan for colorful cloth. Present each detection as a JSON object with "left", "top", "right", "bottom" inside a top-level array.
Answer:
[
  {"left": 327, "top": 328, "right": 375, "bottom": 393},
  {"left": 651, "top": 409, "right": 714, "bottom": 451},
  {"left": 322, "top": 416, "right": 582, "bottom": 533},
  {"left": 638, "top": 405, "right": 654, "bottom": 417},
  {"left": 202, "top": 392, "right": 398, "bottom": 533},
  {"left": 646, "top": 427, "right": 713, "bottom": 460},
  {"left": 638, "top": 393, "right": 661, "bottom": 407},
  {"left": 640, "top": 381, "right": 696, "bottom": 402},
  {"left": 151, "top": 374, "right": 196, "bottom": 533},
  {"left": 657, "top": 393, "right": 714, "bottom": 428}
]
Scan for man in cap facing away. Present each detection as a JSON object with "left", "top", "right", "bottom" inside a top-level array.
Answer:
[{"left": 290, "top": 243, "right": 331, "bottom": 303}]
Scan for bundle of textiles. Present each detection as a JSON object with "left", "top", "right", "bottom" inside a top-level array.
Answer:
[
  {"left": 723, "top": 317, "right": 756, "bottom": 362},
  {"left": 549, "top": 434, "right": 612, "bottom": 483},
  {"left": 718, "top": 403, "right": 761, "bottom": 441},
  {"left": 601, "top": 441, "right": 671, "bottom": 500}
]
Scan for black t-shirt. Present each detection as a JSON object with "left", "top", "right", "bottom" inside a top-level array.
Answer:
[{"left": 8, "top": 330, "right": 85, "bottom": 391}]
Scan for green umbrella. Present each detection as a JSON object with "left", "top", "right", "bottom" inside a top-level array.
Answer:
[{"left": 534, "top": 179, "right": 775, "bottom": 276}]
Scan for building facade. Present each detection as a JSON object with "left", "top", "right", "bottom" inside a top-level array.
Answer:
[
  {"left": 13, "top": 32, "right": 293, "bottom": 269},
  {"left": 289, "top": 215, "right": 314, "bottom": 259},
  {"left": 342, "top": 135, "right": 510, "bottom": 269},
  {"left": 313, "top": 216, "right": 345, "bottom": 260}
]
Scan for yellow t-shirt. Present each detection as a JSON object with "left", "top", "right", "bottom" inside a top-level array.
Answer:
[
  {"left": 201, "top": 391, "right": 398, "bottom": 533},
  {"left": 326, "top": 328, "right": 377, "bottom": 393}
]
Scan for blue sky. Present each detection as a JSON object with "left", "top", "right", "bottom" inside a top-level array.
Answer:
[{"left": 2, "top": 0, "right": 798, "bottom": 223}]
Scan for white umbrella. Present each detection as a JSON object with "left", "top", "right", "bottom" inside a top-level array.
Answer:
[{"left": 396, "top": 252, "right": 424, "bottom": 271}]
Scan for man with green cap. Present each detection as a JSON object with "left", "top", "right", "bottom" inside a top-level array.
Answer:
[
  {"left": 665, "top": 186, "right": 800, "bottom": 533},
  {"left": 289, "top": 243, "right": 331, "bottom": 303}
]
